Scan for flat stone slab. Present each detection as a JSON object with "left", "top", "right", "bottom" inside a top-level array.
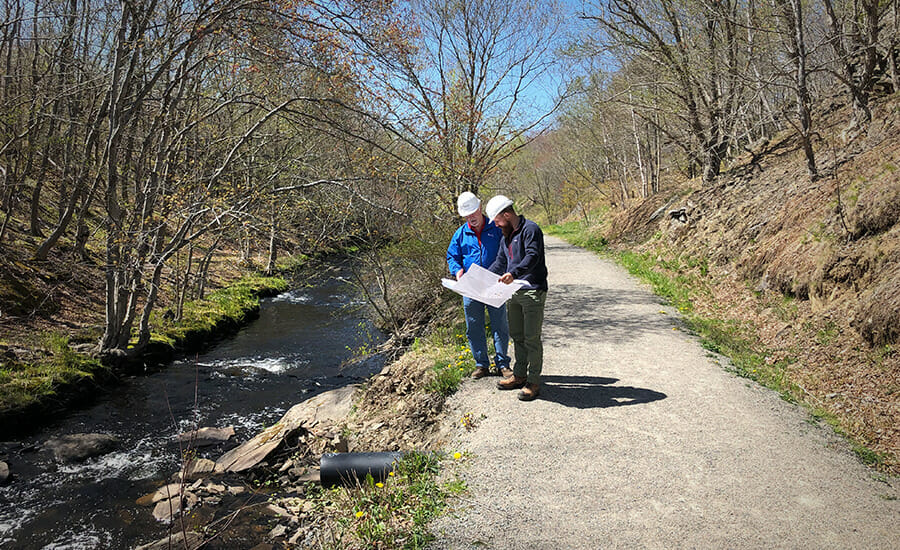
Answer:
[
  {"left": 182, "top": 458, "right": 216, "bottom": 480},
  {"left": 174, "top": 426, "right": 235, "bottom": 447},
  {"left": 215, "top": 385, "right": 357, "bottom": 473},
  {"left": 135, "top": 530, "right": 201, "bottom": 549}
]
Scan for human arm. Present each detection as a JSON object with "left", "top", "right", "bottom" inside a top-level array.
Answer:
[
  {"left": 507, "top": 224, "right": 544, "bottom": 279},
  {"left": 446, "top": 229, "right": 464, "bottom": 276},
  {"left": 488, "top": 240, "right": 508, "bottom": 276}
]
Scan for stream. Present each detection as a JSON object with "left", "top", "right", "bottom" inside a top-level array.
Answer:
[{"left": 0, "top": 264, "right": 385, "bottom": 549}]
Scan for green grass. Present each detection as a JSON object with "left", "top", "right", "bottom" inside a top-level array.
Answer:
[
  {"left": 424, "top": 319, "right": 476, "bottom": 396},
  {"left": 309, "top": 451, "right": 466, "bottom": 549},
  {"left": 404, "top": 308, "right": 490, "bottom": 397},
  {"left": 547, "top": 220, "right": 608, "bottom": 249},
  {"left": 425, "top": 356, "right": 472, "bottom": 396},
  {"left": 274, "top": 252, "right": 310, "bottom": 272},
  {"left": 147, "top": 274, "right": 288, "bottom": 348},
  {"left": 811, "top": 406, "right": 888, "bottom": 468},
  {"left": 816, "top": 320, "right": 840, "bottom": 346},
  {"left": 0, "top": 333, "right": 106, "bottom": 413}
]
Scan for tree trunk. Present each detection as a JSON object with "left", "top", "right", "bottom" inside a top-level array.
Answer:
[
  {"left": 778, "top": 0, "right": 818, "bottom": 180},
  {"left": 196, "top": 238, "right": 221, "bottom": 300},
  {"left": 822, "top": 0, "right": 874, "bottom": 125},
  {"left": 0, "top": 172, "right": 12, "bottom": 247},
  {"left": 34, "top": 185, "right": 81, "bottom": 260},
  {"left": 630, "top": 98, "right": 647, "bottom": 198},
  {"left": 265, "top": 211, "right": 278, "bottom": 276},
  {"left": 175, "top": 245, "right": 194, "bottom": 320},
  {"left": 890, "top": 1, "right": 900, "bottom": 93}
]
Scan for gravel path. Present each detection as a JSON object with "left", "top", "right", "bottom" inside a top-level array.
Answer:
[{"left": 430, "top": 236, "right": 899, "bottom": 549}]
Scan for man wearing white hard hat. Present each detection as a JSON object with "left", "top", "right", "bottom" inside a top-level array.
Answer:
[
  {"left": 446, "top": 192, "right": 511, "bottom": 379},
  {"left": 486, "top": 195, "right": 548, "bottom": 401}
]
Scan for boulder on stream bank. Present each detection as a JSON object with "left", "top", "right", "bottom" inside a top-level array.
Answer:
[
  {"left": 43, "top": 433, "right": 119, "bottom": 463},
  {"left": 0, "top": 461, "right": 9, "bottom": 485}
]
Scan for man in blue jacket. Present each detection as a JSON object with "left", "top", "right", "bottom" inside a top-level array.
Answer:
[
  {"left": 447, "top": 192, "right": 511, "bottom": 379},
  {"left": 486, "top": 195, "right": 548, "bottom": 401}
]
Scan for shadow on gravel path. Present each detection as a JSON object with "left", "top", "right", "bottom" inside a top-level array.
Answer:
[
  {"left": 547, "top": 284, "right": 672, "bottom": 345},
  {"left": 539, "top": 375, "right": 667, "bottom": 409}
]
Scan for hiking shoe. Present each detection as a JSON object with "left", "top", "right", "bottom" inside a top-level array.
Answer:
[
  {"left": 471, "top": 367, "right": 490, "bottom": 379},
  {"left": 499, "top": 367, "right": 513, "bottom": 378},
  {"left": 518, "top": 383, "right": 540, "bottom": 401},
  {"left": 497, "top": 376, "right": 526, "bottom": 390}
]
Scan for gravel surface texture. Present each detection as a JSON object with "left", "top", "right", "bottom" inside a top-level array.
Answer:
[{"left": 429, "top": 236, "right": 900, "bottom": 549}]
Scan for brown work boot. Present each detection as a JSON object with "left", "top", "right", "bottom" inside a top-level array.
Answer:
[
  {"left": 471, "top": 367, "right": 489, "bottom": 379},
  {"left": 497, "top": 375, "right": 526, "bottom": 390},
  {"left": 499, "top": 367, "right": 513, "bottom": 378},
  {"left": 518, "top": 383, "right": 540, "bottom": 401}
]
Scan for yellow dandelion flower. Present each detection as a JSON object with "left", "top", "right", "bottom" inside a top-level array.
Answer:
[
  {"left": 376, "top": 482, "right": 384, "bottom": 488},
  {"left": 453, "top": 452, "right": 462, "bottom": 460},
  {"left": 355, "top": 511, "right": 364, "bottom": 518},
  {"left": 388, "top": 471, "right": 395, "bottom": 476}
]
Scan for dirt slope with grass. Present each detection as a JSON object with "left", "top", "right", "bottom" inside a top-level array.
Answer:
[
  {"left": 429, "top": 236, "right": 899, "bottom": 549},
  {"left": 594, "top": 95, "right": 900, "bottom": 471}
]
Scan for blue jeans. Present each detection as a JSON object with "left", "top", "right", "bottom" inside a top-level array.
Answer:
[{"left": 463, "top": 297, "right": 510, "bottom": 369}]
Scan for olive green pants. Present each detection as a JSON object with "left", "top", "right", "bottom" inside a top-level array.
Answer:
[{"left": 507, "top": 289, "right": 547, "bottom": 385}]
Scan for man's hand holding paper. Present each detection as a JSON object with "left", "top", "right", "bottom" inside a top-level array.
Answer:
[{"left": 441, "top": 264, "right": 526, "bottom": 308}]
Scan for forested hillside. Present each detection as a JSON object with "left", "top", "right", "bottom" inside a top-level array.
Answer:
[{"left": 0, "top": 0, "right": 565, "bottom": 353}]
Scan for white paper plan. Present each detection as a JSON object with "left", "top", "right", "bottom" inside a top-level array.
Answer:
[{"left": 441, "top": 264, "right": 527, "bottom": 308}]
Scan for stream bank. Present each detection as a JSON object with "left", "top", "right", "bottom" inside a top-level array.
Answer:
[
  {"left": 0, "top": 261, "right": 392, "bottom": 549},
  {"left": 0, "top": 274, "right": 289, "bottom": 441},
  {"left": 131, "top": 303, "right": 467, "bottom": 550}
]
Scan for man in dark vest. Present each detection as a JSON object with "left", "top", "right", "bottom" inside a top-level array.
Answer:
[{"left": 486, "top": 195, "right": 548, "bottom": 402}]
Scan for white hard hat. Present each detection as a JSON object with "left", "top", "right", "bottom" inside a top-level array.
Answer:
[
  {"left": 457, "top": 191, "right": 481, "bottom": 217},
  {"left": 485, "top": 195, "right": 514, "bottom": 220}
]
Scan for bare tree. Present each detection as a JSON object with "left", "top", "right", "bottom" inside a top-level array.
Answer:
[
  {"left": 821, "top": 0, "right": 882, "bottom": 126},
  {"left": 772, "top": 0, "right": 818, "bottom": 179},
  {"left": 362, "top": 0, "right": 568, "bottom": 209},
  {"left": 582, "top": 0, "right": 747, "bottom": 185}
]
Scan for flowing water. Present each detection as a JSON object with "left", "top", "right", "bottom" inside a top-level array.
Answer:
[{"left": 0, "top": 265, "right": 384, "bottom": 549}]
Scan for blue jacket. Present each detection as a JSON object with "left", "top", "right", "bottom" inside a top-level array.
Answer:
[
  {"left": 447, "top": 217, "right": 504, "bottom": 275},
  {"left": 488, "top": 215, "right": 548, "bottom": 291}
]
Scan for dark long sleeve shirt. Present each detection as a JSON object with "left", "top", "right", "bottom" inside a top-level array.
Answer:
[{"left": 488, "top": 215, "right": 548, "bottom": 291}]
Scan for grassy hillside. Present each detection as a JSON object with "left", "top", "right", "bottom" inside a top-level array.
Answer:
[{"left": 551, "top": 94, "right": 899, "bottom": 474}]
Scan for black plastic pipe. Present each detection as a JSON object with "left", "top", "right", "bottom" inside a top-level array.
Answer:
[{"left": 319, "top": 452, "right": 405, "bottom": 487}]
